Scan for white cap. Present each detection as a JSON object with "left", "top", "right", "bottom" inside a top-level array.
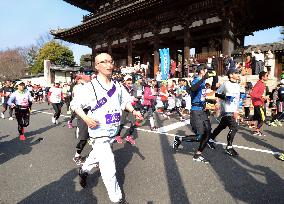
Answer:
[
  {"left": 16, "top": 81, "right": 25, "bottom": 86},
  {"left": 124, "top": 75, "right": 132, "bottom": 81}
]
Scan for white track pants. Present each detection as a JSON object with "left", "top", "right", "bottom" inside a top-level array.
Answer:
[{"left": 82, "top": 137, "right": 122, "bottom": 203}]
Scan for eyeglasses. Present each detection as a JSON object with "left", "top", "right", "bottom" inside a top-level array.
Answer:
[{"left": 98, "top": 60, "right": 114, "bottom": 65}]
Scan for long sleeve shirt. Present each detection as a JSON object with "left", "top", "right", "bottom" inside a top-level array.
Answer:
[
  {"left": 70, "top": 78, "right": 132, "bottom": 138},
  {"left": 7, "top": 90, "right": 32, "bottom": 108},
  {"left": 250, "top": 80, "right": 266, "bottom": 106}
]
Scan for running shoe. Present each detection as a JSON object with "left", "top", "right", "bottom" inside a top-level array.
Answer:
[
  {"left": 78, "top": 167, "right": 88, "bottom": 188},
  {"left": 275, "top": 120, "right": 283, "bottom": 127},
  {"left": 135, "top": 121, "right": 141, "bottom": 127},
  {"left": 67, "top": 121, "right": 73, "bottom": 129},
  {"left": 252, "top": 131, "right": 260, "bottom": 136},
  {"left": 94, "top": 162, "right": 99, "bottom": 169},
  {"left": 279, "top": 153, "right": 284, "bottom": 161},
  {"left": 172, "top": 136, "right": 181, "bottom": 150},
  {"left": 1, "top": 113, "right": 4, "bottom": 119},
  {"left": 115, "top": 135, "right": 123, "bottom": 144},
  {"left": 258, "top": 132, "right": 266, "bottom": 137},
  {"left": 8, "top": 117, "right": 13, "bottom": 120},
  {"left": 73, "top": 156, "right": 84, "bottom": 166},
  {"left": 125, "top": 135, "right": 136, "bottom": 145},
  {"left": 52, "top": 117, "right": 56, "bottom": 124},
  {"left": 19, "top": 135, "right": 26, "bottom": 141},
  {"left": 225, "top": 147, "right": 239, "bottom": 157},
  {"left": 117, "top": 198, "right": 129, "bottom": 204},
  {"left": 150, "top": 126, "right": 158, "bottom": 131},
  {"left": 55, "top": 120, "right": 59, "bottom": 124},
  {"left": 268, "top": 121, "right": 278, "bottom": 127},
  {"left": 193, "top": 154, "right": 210, "bottom": 163},
  {"left": 207, "top": 141, "right": 216, "bottom": 149}
]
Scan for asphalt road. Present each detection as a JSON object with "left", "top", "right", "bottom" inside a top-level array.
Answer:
[{"left": 0, "top": 103, "right": 283, "bottom": 204}]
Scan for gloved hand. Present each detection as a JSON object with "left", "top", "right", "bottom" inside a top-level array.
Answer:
[
  {"left": 204, "top": 71, "right": 216, "bottom": 79},
  {"left": 226, "top": 95, "right": 235, "bottom": 102}
]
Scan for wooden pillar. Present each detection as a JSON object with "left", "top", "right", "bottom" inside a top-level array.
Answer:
[
  {"left": 108, "top": 43, "right": 112, "bottom": 55},
  {"left": 127, "top": 39, "right": 133, "bottom": 66},
  {"left": 183, "top": 28, "right": 191, "bottom": 77},
  {"left": 154, "top": 37, "right": 159, "bottom": 77},
  {"left": 91, "top": 47, "right": 96, "bottom": 69},
  {"left": 221, "top": 19, "right": 234, "bottom": 57}
]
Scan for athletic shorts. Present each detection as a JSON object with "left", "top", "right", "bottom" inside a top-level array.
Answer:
[
  {"left": 253, "top": 106, "right": 265, "bottom": 122},
  {"left": 190, "top": 110, "right": 211, "bottom": 135}
]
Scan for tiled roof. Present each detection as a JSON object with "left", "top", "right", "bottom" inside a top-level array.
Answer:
[{"left": 233, "top": 41, "right": 284, "bottom": 55}]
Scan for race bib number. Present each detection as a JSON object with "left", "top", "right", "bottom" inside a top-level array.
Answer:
[
  {"left": 20, "top": 98, "right": 29, "bottom": 107},
  {"left": 201, "top": 89, "right": 206, "bottom": 101},
  {"left": 105, "top": 113, "right": 121, "bottom": 125}
]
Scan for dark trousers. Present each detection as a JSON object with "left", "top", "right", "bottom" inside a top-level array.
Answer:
[
  {"left": 2, "top": 103, "right": 13, "bottom": 117},
  {"left": 244, "top": 107, "right": 250, "bottom": 118},
  {"left": 76, "top": 114, "right": 89, "bottom": 154},
  {"left": 64, "top": 96, "right": 71, "bottom": 111},
  {"left": 52, "top": 103, "right": 62, "bottom": 120},
  {"left": 211, "top": 115, "right": 238, "bottom": 146},
  {"left": 190, "top": 110, "right": 211, "bottom": 152},
  {"left": 15, "top": 108, "right": 30, "bottom": 135}
]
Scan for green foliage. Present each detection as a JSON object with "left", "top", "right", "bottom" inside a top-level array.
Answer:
[
  {"left": 31, "top": 41, "right": 74, "bottom": 74},
  {"left": 80, "top": 54, "right": 92, "bottom": 67}
]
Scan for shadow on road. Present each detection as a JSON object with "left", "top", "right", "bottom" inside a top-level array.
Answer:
[
  {"left": 209, "top": 151, "right": 284, "bottom": 203},
  {"left": 18, "top": 169, "right": 98, "bottom": 204},
  {"left": 238, "top": 126, "right": 282, "bottom": 153},
  {"left": 155, "top": 114, "right": 190, "bottom": 204},
  {"left": 115, "top": 142, "right": 145, "bottom": 199},
  {"left": 264, "top": 129, "right": 284, "bottom": 140},
  {"left": 0, "top": 136, "right": 40, "bottom": 165}
]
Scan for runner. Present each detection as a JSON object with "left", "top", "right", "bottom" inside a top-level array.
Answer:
[
  {"left": 70, "top": 53, "right": 142, "bottom": 203},
  {"left": 7, "top": 81, "right": 32, "bottom": 141},
  {"left": 0, "top": 80, "right": 14, "bottom": 120},
  {"left": 115, "top": 74, "right": 137, "bottom": 145},
  {"left": 48, "top": 82, "right": 64, "bottom": 124},
  {"left": 143, "top": 79, "right": 158, "bottom": 131},
  {"left": 172, "top": 64, "right": 216, "bottom": 163},
  {"left": 207, "top": 69, "right": 241, "bottom": 156},
  {"left": 71, "top": 74, "right": 91, "bottom": 165},
  {"left": 250, "top": 71, "right": 269, "bottom": 136}
]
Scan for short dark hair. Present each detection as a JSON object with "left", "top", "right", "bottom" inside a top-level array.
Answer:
[{"left": 259, "top": 71, "right": 267, "bottom": 80}]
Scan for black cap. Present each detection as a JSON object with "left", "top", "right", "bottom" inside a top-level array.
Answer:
[
  {"left": 227, "top": 68, "right": 240, "bottom": 76},
  {"left": 196, "top": 64, "right": 209, "bottom": 73}
]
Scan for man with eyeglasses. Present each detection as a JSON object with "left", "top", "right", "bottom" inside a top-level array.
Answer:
[
  {"left": 250, "top": 71, "right": 269, "bottom": 136},
  {"left": 70, "top": 53, "right": 142, "bottom": 203}
]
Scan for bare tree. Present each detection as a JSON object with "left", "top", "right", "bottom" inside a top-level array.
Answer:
[{"left": 0, "top": 48, "right": 28, "bottom": 80}]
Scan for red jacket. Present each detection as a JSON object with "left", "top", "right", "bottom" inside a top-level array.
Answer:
[
  {"left": 143, "top": 86, "right": 156, "bottom": 106},
  {"left": 250, "top": 80, "right": 266, "bottom": 106}
]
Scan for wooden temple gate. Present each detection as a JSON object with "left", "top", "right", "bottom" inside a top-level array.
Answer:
[{"left": 51, "top": 0, "right": 282, "bottom": 77}]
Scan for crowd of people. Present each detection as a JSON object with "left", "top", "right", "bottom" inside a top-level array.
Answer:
[{"left": 1, "top": 52, "right": 284, "bottom": 203}]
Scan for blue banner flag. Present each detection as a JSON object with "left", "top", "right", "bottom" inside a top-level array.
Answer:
[{"left": 159, "top": 48, "right": 170, "bottom": 80}]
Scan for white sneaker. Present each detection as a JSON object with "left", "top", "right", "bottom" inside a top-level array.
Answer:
[
  {"left": 275, "top": 120, "right": 283, "bottom": 127},
  {"left": 52, "top": 117, "right": 56, "bottom": 124},
  {"left": 8, "top": 117, "right": 13, "bottom": 120},
  {"left": 55, "top": 120, "right": 59, "bottom": 124},
  {"left": 1, "top": 113, "right": 4, "bottom": 119}
]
